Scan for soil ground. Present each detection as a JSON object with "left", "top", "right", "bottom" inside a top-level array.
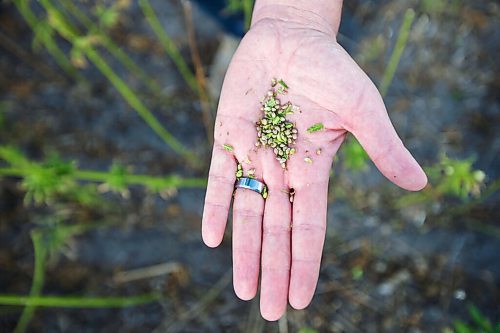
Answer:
[{"left": 0, "top": 0, "right": 498, "bottom": 332}]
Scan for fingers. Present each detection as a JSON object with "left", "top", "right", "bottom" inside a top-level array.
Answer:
[
  {"left": 288, "top": 179, "right": 329, "bottom": 310},
  {"left": 232, "top": 186, "right": 264, "bottom": 300},
  {"left": 284, "top": 136, "right": 339, "bottom": 310},
  {"left": 202, "top": 144, "right": 237, "bottom": 248},
  {"left": 350, "top": 82, "right": 427, "bottom": 191},
  {"left": 260, "top": 187, "right": 291, "bottom": 321}
]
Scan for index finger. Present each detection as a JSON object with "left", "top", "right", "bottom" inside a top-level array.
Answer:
[
  {"left": 350, "top": 82, "right": 427, "bottom": 191},
  {"left": 202, "top": 144, "right": 237, "bottom": 247}
]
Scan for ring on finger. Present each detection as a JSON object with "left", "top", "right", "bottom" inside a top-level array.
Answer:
[{"left": 235, "top": 177, "right": 268, "bottom": 199}]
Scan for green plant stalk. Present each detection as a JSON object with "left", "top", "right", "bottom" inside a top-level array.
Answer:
[
  {"left": 74, "top": 169, "right": 207, "bottom": 188},
  {"left": 182, "top": 0, "right": 215, "bottom": 145},
  {"left": 37, "top": 0, "right": 196, "bottom": 164},
  {"left": 0, "top": 167, "right": 207, "bottom": 189},
  {"left": 343, "top": 8, "right": 416, "bottom": 170},
  {"left": 243, "top": 0, "right": 254, "bottom": 31},
  {"left": 0, "top": 294, "right": 162, "bottom": 308},
  {"left": 379, "top": 8, "right": 416, "bottom": 97},
  {"left": 57, "top": 0, "right": 162, "bottom": 95},
  {"left": 13, "top": 231, "right": 46, "bottom": 333},
  {"left": 12, "top": 0, "right": 80, "bottom": 80},
  {"left": 139, "top": 0, "right": 199, "bottom": 93},
  {"left": 396, "top": 179, "right": 500, "bottom": 238},
  {"left": 83, "top": 47, "right": 196, "bottom": 164},
  {"left": 442, "top": 179, "right": 500, "bottom": 234}
]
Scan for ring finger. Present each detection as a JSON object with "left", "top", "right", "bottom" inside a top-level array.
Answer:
[{"left": 232, "top": 167, "right": 265, "bottom": 300}]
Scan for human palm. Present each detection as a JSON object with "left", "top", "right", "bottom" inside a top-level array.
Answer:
[{"left": 202, "top": 18, "right": 427, "bottom": 320}]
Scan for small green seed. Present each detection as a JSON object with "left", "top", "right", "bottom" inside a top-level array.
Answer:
[
  {"left": 262, "top": 187, "right": 268, "bottom": 199},
  {"left": 236, "top": 163, "right": 243, "bottom": 177},
  {"left": 223, "top": 144, "right": 234, "bottom": 152}
]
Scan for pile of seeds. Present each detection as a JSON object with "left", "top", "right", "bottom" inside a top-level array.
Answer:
[{"left": 255, "top": 79, "right": 298, "bottom": 169}]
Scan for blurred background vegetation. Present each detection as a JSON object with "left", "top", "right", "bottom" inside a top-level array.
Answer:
[{"left": 0, "top": 0, "right": 498, "bottom": 332}]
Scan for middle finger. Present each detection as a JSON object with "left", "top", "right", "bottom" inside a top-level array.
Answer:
[{"left": 260, "top": 184, "right": 291, "bottom": 321}]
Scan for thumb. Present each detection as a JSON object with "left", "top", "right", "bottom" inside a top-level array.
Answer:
[{"left": 349, "top": 82, "right": 427, "bottom": 191}]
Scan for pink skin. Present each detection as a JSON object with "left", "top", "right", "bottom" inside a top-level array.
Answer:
[{"left": 202, "top": 12, "right": 427, "bottom": 321}]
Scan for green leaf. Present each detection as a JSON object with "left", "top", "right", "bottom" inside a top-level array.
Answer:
[
  {"left": 106, "top": 163, "right": 129, "bottom": 192},
  {"left": 223, "top": 144, "right": 234, "bottom": 152},
  {"left": 306, "top": 123, "right": 324, "bottom": 133},
  {"left": 468, "top": 304, "right": 493, "bottom": 331},
  {"left": 0, "top": 102, "right": 7, "bottom": 130},
  {"left": 341, "top": 137, "right": 369, "bottom": 171},
  {"left": 453, "top": 320, "right": 472, "bottom": 333},
  {"left": 22, "top": 154, "right": 76, "bottom": 205},
  {"left": 95, "top": 5, "right": 119, "bottom": 28},
  {"left": 32, "top": 21, "right": 54, "bottom": 51},
  {"left": 351, "top": 266, "right": 364, "bottom": 280},
  {"left": 41, "top": 224, "right": 88, "bottom": 259},
  {"left": 0, "top": 146, "right": 30, "bottom": 167},
  {"left": 63, "top": 184, "right": 103, "bottom": 208},
  {"left": 278, "top": 79, "right": 289, "bottom": 89},
  {"left": 298, "top": 328, "right": 318, "bottom": 333},
  {"left": 224, "top": 0, "right": 245, "bottom": 13},
  {"left": 425, "top": 154, "right": 486, "bottom": 199}
]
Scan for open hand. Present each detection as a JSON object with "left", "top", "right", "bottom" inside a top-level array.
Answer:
[{"left": 202, "top": 12, "right": 427, "bottom": 321}]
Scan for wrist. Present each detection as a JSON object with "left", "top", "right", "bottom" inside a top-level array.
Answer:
[{"left": 251, "top": 0, "right": 343, "bottom": 37}]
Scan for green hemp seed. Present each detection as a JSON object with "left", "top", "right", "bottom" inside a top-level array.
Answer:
[
  {"left": 255, "top": 79, "right": 298, "bottom": 169},
  {"left": 262, "top": 186, "right": 268, "bottom": 199},
  {"left": 236, "top": 163, "right": 243, "bottom": 178}
]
